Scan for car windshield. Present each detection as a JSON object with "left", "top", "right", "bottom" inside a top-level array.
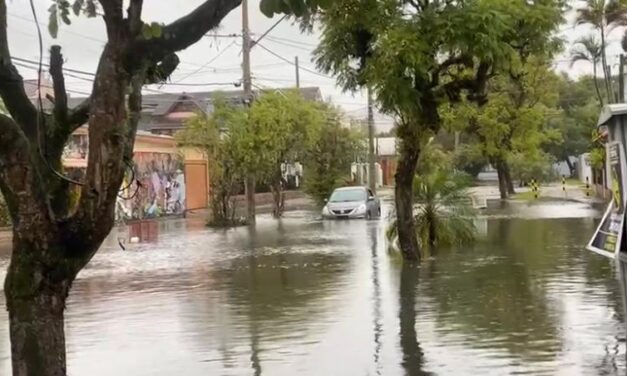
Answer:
[{"left": 329, "top": 188, "right": 366, "bottom": 202}]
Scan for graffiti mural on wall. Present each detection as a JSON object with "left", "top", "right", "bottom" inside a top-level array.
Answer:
[
  {"left": 117, "top": 153, "right": 186, "bottom": 220},
  {"left": 63, "top": 134, "right": 88, "bottom": 160}
]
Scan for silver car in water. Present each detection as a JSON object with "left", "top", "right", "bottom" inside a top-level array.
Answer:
[{"left": 321, "top": 186, "right": 381, "bottom": 219}]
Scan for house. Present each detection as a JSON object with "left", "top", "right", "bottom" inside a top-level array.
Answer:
[
  {"left": 57, "top": 85, "right": 323, "bottom": 217},
  {"left": 375, "top": 137, "right": 397, "bottom": 186},
  {"left": 134, "top": 87, "right": 322, "bottom": 136}
]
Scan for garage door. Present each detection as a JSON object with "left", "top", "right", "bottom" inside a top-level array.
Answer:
[{"left": 185, "top": 161, "right": 208, "bottom": 210}]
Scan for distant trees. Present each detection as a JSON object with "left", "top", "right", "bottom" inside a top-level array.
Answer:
[
  {"left": 573, "top": 0, "right": 627, "bottom": 102},
  {"left": 305, "top": 0, "right": 564, "bottom": 260},
  {"left": 247, "top": 91, "right": 324, "bottom": 217},
  {"left": 303, "top": 105, "right": 365, "bottom": 206},
  {"left": 179, "top": 91, "right": 361, "bottom": 220},
  {"left": 177, "top": 97, "right": 248, "bottom": 226}
]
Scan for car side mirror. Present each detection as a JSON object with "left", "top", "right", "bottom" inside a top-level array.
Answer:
[
  {"left": 324, "top": 198, "right": 328, "bottom": 203},
  {"left": 368, "top": 196, "right": 375, "bottom": 201}
]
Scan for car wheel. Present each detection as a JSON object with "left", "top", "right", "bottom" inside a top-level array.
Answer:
[{"left": 377, "top": 207, "right": 381, "bottom": 217}]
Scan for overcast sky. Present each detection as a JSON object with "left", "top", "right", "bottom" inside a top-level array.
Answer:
[{"left": 5, "top": 0, "right": 626, "bottom": 132}]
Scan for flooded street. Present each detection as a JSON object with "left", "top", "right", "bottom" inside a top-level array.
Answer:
[{"left": 0, "top": 201, "right": 624, "bottom": 375}]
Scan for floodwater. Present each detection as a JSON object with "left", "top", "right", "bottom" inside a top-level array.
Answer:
[{"left": 0, "top": 200, "right": 625, "bottom": 375}]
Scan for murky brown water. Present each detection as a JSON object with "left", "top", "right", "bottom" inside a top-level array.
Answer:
[{"left": 0, "top": 201, "right": 624, "bottom": 375}]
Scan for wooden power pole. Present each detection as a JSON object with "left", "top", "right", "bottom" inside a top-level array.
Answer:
[
  {"left": 619, "top": 54, "right": 625, "bottom": 103},
  {"left": 367, "top": 87, "right": 376, "bottom": 193},
  {"left": 242, "top": 0, "right": 256, "bottom": 224},
  {"left": 295, "top": 56, "right": 300, "bottom": 88}
]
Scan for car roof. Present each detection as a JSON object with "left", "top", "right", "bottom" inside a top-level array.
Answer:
[{"left": 334, "top": 186, "right": 367, "bottom": 191}]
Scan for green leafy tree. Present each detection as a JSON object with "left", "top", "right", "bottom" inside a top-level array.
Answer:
[
  {"left": 248, "top": 91, "right": 324, "bottom": 217},
  {"left": 570, "top": 36, "right": 605, "bottom": 105},
  {"left": 443, "top": 57, "right": 562, "bottom": 199},
  {"left": 0, "top": 0, "right": 304, "bottom": 373},
  {"left": 177, "top": 97, "right": 247, "bottom": 226},
  {"left": 303, "top": 106, "right": 364, "bottom": 206},
  {"left": 544, "top": 75, "right": 600, "bottom": 176},
  {"left": 388, "top": 145, "right": 476, "bottom": 255},
  {"left": 574, "top": 0, "right": 627, "bottom": 102},
  {"left": 306, "top": 0, "right": 564, "bottom": 260}
]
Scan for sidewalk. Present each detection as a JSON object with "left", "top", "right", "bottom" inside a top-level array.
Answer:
[
  {"left": 186, "top": 190, "right": 315, "bottom": 219},
  {"left": 468, "top": 182, "right": 605, "bottom": 205}
]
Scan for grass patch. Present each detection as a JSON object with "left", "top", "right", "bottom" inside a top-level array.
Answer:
[{"left": 513, "top": 190, "right": 539, "bottom": 201}]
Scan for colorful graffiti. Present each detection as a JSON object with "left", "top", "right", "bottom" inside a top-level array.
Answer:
[
  {"left": 62, "top": 134, "right": 88, "bottom": 160},
  {"left": 117, "top": 152, "right": 186, "bottom": 220}
]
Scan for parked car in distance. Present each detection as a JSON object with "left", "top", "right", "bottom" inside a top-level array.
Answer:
[{"left": 321, "top": 186, "right": 381, "bottom": 219}]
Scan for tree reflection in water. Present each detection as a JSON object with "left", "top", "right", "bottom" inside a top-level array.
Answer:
[
  {"left": 399, "top": 263, "right": 431, "bottom": 376},
  {"left": 370, "top": 227, "right": 382, "bottom": 375}
]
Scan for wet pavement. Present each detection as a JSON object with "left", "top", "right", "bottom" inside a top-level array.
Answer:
[{"left": 0, "top": 200, "right": 625, "bottom": 375}]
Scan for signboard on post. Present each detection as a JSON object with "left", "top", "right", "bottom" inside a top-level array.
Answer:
[{"left": 588, "top": 142, "right": 627, "bottom": 258}]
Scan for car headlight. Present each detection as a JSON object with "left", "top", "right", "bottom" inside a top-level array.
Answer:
[
  {"left": 322, "top": 205, "right": 330, "bottom": 215},
  {"left": 355, "top": 204, "right": 367, "bottom": 214}
]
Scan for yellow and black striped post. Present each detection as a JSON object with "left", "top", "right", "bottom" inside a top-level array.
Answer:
[
  {"left": 562, "top": 176, "right": 566, "bottom": 195},
  {"left": 586, "top": 176, "right": 590, "bottom": 197},
  {"left": 532, "top": 178, "right": 538, "bottom": 199}
]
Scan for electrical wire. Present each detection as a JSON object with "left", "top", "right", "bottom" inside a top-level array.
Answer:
[
  {"left": 251, "top": 15, "right": 287, "bottom": 47},
  {"left": 255, "top": 43, "right": 334, "bottom": 79},
  {"left": 175, "top": 40, "right": 239, "bottom": 82}
]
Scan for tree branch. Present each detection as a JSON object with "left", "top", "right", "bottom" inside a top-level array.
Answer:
[
  {"left": 127, "top": 0, "right": 143, "bottom": 35},
  {"left": 98, "top": 0, "right": 124, "bottom": 39},
  {"left": 135, "top": 0, "right": 242, "bottom": 61},
  {"left": 68, "top": 97, "right": 91, "bottom": 127},
  {"left": 49, "top": 45, "right": 68, "bottom": 123},
  {"left": 0, "top": 0, "right": 38, "bottom": 139}
]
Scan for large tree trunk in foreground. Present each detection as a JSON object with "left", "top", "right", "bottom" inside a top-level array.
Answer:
[
  {"left": 6, "top": 240, "right": 70, "bottom": 376},
  {"left": 395, "top": 136, "right": 420, "bottom": 261},
  {"left": 0, "top": 0, "right": 243, "bottom": 374}
]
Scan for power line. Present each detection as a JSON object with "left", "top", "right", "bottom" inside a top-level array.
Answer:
[
  {"left": 261, "top": 35, "right": 318, "bottom": 48},
  {"left": 175, "top": 40, "right": 239, "bottom": 82},
  {"left": 256, "top": 43, "right": 334, "bottom": 79},
  {"left": 265, "top": 36, "right": 313, "bottom": 52},
  {"left": 251, "top": 15, "right": 287, "bottom": 47}
]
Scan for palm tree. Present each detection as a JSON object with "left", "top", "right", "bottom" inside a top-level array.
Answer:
[
  {"left": 574, "top": 0, "right": 627, "bottom": 102},
  {"left": 570, "top": 35, "right": 605, "bottom": 105},
  {"left": 387, "top": 169, "right": 476, "bottom": 257}
]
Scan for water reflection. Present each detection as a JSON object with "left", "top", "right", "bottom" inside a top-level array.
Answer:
[
  {"left": 370, "top": 227, "right": 382, "bottom": 375},
  {"left": 399, "top": 264, "right": 430, "bottom": 376},
  {"left": 0, "top": 202, "right": 625, "bottom": 375}
]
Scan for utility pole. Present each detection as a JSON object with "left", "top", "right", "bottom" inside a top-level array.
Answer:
[
  {"left": 295, "top": 56, "right": 300, "bottom": 88},
  {"left": 367, "top": 87, "right": 376, "bottom": 193},
  {"left": 242, "top": 0, "right": 256, "bottom": 224},
  {"left": 620, "top": 54, "right": 625, "bottom": 103}
]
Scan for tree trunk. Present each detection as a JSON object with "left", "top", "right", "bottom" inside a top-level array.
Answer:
[
  {"left": 5, "top": 237, "right": 74, "bottom": 376},
  {"left": 495, "top": 160, "right": 508, "bottom": 199},
  {"left": 600, "top": 28, "right": 613, "bottom": 102},
  {"left": 395, "top": 139, "right": 420, "bottom": 261},
  {"left": 503, "top": 161, "right": 515, "bottom": 195},
  {"left": 270, "top": 165, "right": 285, "bottom": 218},
  {"left": 245, "top": 174, "right": 256, "bottom": 224},
  {"left": 565, "top": 157, "right": 575, "bottom": 177},
  {"left": 593, "top": 64, "right": 604, "bottom": 106}
]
